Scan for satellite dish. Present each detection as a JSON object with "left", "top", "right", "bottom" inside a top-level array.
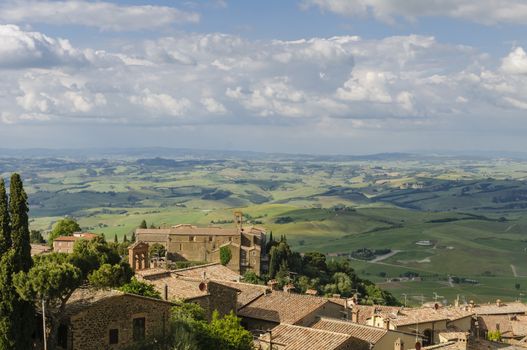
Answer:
[{"left": 199, "top": 282, "right": 207, "bottom": 292}]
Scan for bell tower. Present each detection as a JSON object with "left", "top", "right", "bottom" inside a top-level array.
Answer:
[{"left": 234, "top": 211, "right": 243, "bottom": 231}]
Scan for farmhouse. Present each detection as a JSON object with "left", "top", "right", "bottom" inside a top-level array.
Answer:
[
  {"left": 53, "top": 232, "right": 99, "bottom": 254},
  {"left": 135, "top": 211, "right": 267, "bottom": 275}
]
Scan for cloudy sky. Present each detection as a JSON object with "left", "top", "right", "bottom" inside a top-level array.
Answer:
[{"left": 1, "top": 0, "right": 527, "bottom": 154}]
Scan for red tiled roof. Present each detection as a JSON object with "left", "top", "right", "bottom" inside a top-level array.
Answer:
[
  {"left": 238, "top": 291, "right": 330, "bottom": 324},
  {"left": 311, "top": 317, "right": 388, "bottom": 344},
  {"left": 259, "top": 324, "right": 352, "bottom": 350}
]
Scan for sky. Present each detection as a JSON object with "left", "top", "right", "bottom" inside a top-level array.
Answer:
[{"left": 1, "top": 0, "right": 527, "bottom": 155}]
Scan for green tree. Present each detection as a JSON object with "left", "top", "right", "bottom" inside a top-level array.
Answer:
[
  {"left": 205, "top": 311, "right": 253, "bottom": 350},
  {"left": 488, "top": 330, "right": 502, "bottom": 342},
  {"left": 114, "top": 234, "right": 118, "bottom": 244},
  {"left": 48, "top": 217, "right": 81, "bottom": 245},
  {"left": 120, "top": 278, "right": 161, "bottom": 299},
  {"left": 8, "top": 173, "right": 35, "bottom": 348},
  {"left": 242, "top": 271, "right": 260, "bottom": 284},
  {"left": 88, "top": 262, "right": 133, "bottom": 289},
  {"left": 0, "top": 250, "right": 17, "bottom": 349},
  {"left": 13, "top": 255, "right": 82, "bottom": 348},
  {"left": 9, "top": 173, "right": 32, "bottom": 272},
  {"left": 139, "top": 220, "right": 147, "bottom": 229},
  {"left": 220, "top": 246, "right": 232, "bottom": 266},
  {"left": 131, "top": 231, "right": 136, "bottom": 242},
  {"left": 149, "top": 243, "right": 167, "bottom": 259},
  {"left": 0, "top": 178, "right": 11, "bottom": 254},
  {"left": 30, "top": 230, "right": 45, "bottom": 244}
]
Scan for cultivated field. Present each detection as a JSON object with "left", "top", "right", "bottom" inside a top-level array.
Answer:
[{"left": 3, "top": 150, "right": 527, "bottom": 305}]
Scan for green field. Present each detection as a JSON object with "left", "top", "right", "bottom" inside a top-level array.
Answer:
[{"left": 4, "top": 152, "right": 527, "bottom": 305}]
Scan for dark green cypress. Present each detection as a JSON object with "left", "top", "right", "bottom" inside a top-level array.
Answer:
[
  {"left": 0, "top": 179, "right": 11, "bottom": 255},
  {"left": 8, "top": 174, "right": 35, "bottom": 349},
  {"left": 9, "top": 174, "right": 31, "bottom": 272},
  {"left": 114, "top": 234, "right": 118, "bottom": 244},
  {"left": 131, "top": 231, "right": 136, "bottom": 242}
]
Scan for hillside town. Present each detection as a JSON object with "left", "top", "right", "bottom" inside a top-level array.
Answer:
[{"left": 26, "top": 210, "right": 527, "bottom": 350}]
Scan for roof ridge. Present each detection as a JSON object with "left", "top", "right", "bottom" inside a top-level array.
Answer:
[
  {"left": 317, "top": 317, "right": 388, "bottom": 332},
  {"left": 277, "top": 323, "right": 352, "bottom": 338},
  {"left": 173, "top": 262, "right": 219, "bottom": 272}
]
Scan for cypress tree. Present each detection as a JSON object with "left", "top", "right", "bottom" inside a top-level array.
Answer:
[
  {"left": 131, "top": 231, "right": 136, "bottom": 242},
  {"left": 139, "top": 219, "right": 147, "bottom": 229},
  {"left": 0, "top": 179, "right": 11, "bottom": 255},
  {"left": 8, "top": 174, "right": 35, "bottom": 349},
  {"left": 9, "top": 174, "right": 31, "bottom": 272},
  {"left": 114, "top": 234, "right": 118, "bottom": 244}
]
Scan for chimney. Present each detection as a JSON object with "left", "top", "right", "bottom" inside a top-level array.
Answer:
[
  {"left": 394, "top": 338, "right": 404, "bottom": 350},
  {"left": 267, "top": 279, "right": 278, "bottom": 291},
  {"left": 164, "top": 284, "right": 168, "bottom": 301},
  {"left": 469, "top": 300, "right": 475, "bottom": 310},
  {"left": 456, "top": 333, "right": 468, "bottom": 350},
  {"left": 496, "top": 299, "right": 502, "bottom": 307},
  {"left": 385, "top": 318, "right": 390, "bottom": 330},
  {"left": 283, "top": 283, "right": 295, "bottom": 294},
  {"left": 351, "top": 308, "right": 360, "bottom": 323}
]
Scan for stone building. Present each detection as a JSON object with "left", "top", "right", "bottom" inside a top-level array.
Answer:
[
  {"left": 135, "top": 212, "right": 267, "bottom": 275},
  {"left": 56, "top": 288, "right": 172, "bottom": 350},
  {"left": 53, "top": 232, "right": 98, "bottom": 254},
  {"left": 128, "top": 241, "right": 150, "bottom": 272},
  {"left": 136, "top": 268, "right": 239, "bottom": 320}
]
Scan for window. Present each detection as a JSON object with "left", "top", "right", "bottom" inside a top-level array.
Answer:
[
  {"left": 133, "top": 317, "right": 146, "bottom": 341},
  {"left": 109, "top": 329, "right": 119, "bottom": 345},
  {"left": 189, "top": 236, "right": 194, "bottom": 242}
]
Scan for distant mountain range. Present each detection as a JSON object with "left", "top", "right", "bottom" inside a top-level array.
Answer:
[{"left": 1, "top": 147, "right": 527, "bottom": 161}]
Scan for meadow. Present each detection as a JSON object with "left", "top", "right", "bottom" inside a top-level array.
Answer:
[{"left": 3, "top": 150, "right": 527, "bottom": 305}]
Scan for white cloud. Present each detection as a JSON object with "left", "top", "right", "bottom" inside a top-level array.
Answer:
[
  {"left": 501, "top": 47, "right": 527, "bottom": 75},
  {"left": 0, "top": 25, "right": 86, "bottom": 68},
  {"left": 2, "top": 25, "right": 527, "bottom": 141},
  {"left": 302, "top": 0, "right": 527, "bottom": 25},
  {"left": 130, "top": 91, "right": 191, "bottom": 117},
  {"left": 0, "top": 0, "right": 199, "bottom": 31},
  {"left": 201, "top": 97, "right": 227, "bottom": 114}
]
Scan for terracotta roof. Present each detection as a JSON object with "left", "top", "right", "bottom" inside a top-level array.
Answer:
[
  {"left": 474, "top": 302, "right": 527, "bottom": 315},
  {"left": 311, "top": 317, "right": 388, "bottom": 344},
  {"left": 369, "top": 305, "right": 472, "bottom": 327},
  {"left": 53, "top": 236, "right": 80, "bottom": 242},
  {"left": 54, "top": 233, "right": 98, "bottom": 242},
  {"left": 258, "top": 324, "right": 351, "bottom": 350},
  {"left": 138, "top": 272, "right": 240, "bottom": 302},
  {"left": 478, "top": 315, "right": 527, "bottom": 338},
  {"left": 72, "top": 232, "right": 99, "bottom": 239},
  {"left": 238, "top": 291, "right": 331, "bottom": 324},
  {"left": 339, "top": 304, "right": 402, "bottom": 325},
  {"left": 214, "top": 280, "right": 270, "bottom": 308},
  {"left": 139, "top": 274, "right": 209, "bottom": 301},
  {"left": 173, "top": 263, "right": 241, "bottom": 281},
  {"left": 136, "top": 226, "right": 239, "bottom": 236},
  {"left": 63, "top": 287, "right": 172, "bottom": 318}
]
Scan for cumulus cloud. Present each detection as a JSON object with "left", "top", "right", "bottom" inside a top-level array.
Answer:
[
  {"left": 0, "top": 0, "right": 199, "bottom": 31},
  {"left": 0, "top": 25, "right": 86, "bottom": 68},
  {"left": 2, "top": 25, "right": 527, "bottom": 137},
  {"left": 501, "top": 47, "right": 527, "bottom": 75},
  {"left": 302, "top": 0, "right": 527, "bottom": 25}
]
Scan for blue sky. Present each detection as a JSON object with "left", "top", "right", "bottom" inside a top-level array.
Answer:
[{"left": 1, "top": 0, "right": 527, "bottom": 154}]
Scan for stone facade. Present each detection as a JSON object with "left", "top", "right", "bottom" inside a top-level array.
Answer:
[
  {"left": 135, "top": 213, "right": 266, "bottom": 275},
  {"left": 58, "top": 289, "right": 172, "bottom": 350}
]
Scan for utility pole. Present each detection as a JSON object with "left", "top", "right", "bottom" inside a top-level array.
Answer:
[{"left": 42, "top": 299, "right": 47, "bottom": 350}]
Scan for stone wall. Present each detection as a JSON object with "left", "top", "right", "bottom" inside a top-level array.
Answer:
[{"left": 64, "top": 295, "right": 171, "bottom": 350}]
